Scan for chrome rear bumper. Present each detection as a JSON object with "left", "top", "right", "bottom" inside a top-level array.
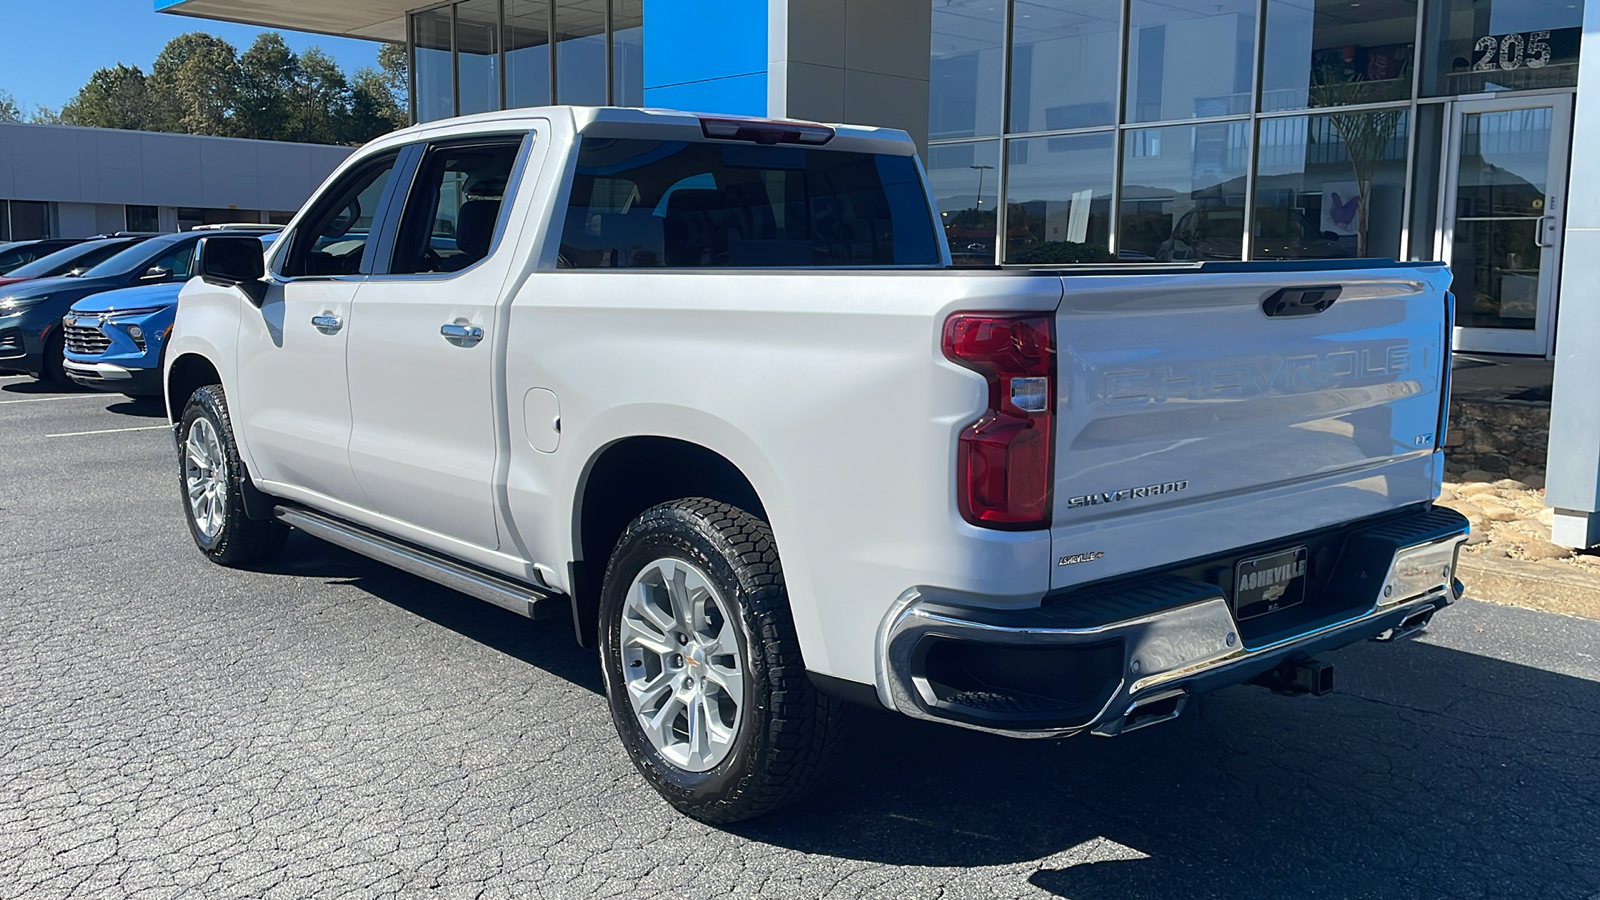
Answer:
[{"left": 876, "top": 506, "right": 1469, "bottom": 738}]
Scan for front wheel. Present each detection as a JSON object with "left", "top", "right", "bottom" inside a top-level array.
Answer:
[
  {"left": 599, "top": 498, "right": 845, "bottom": 823},
  {"left": 177, "top": 384, "right": 288, "bottom": 565}
]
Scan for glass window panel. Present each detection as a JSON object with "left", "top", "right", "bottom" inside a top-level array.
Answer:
[
  {"left": 1253, "top": 109, "right": 1409, "bottom": 260},
  {"left": 457, "top": 0, "right": 501, "bottom": 115},
  {"left": 558, "top": 139, "right": 941, "bottom": 268},
  {"left": 507, "top": 0, "right": 551, "bottom": 108},
  {"left": 1119, "top": 121, "right": 1250, "bottom": 260},
  {"left": 613, "top": 0, "right": 644, "bottom": 107},
  {"left": 1127, "top": 0, "right": 1255, "bottom": 123},
  {"left": 1004, "top": 133, "right": 1115, "bottom": 263},
  {"left": 1422, "top": 0, "right": 1583, "bottom": 95},
  {"left": 1451, "top": 107, "right": 1554, "bottom": 328},
  {"left": 927, "top": 141, "right": 1001, "bottom": 265},
  {"left": 1010, "top": 0, "right": 1121, "bottom": 133},
  {"left": 8, "top": 201, "right": 50, "bottom": 241},
  {"left": 412, "top": 8, "right": 454, "bottom": 123},
  {"left": 930, "top": 0, "right": 1005, "bottom": 139},
  {"left": 125, "top": 205, "right": 160, "bottom": 233},
  {"left": 391, "top": 139, "right": 524, "bottom": 274},
  {"left": 557, "top": 0, "right": 606, "bottom": 105},
  {"left": 1408, "top": 103, "right": 1445, "bottom": 259},
  {"left": 1262, "top": 0, "right": 1417, "bottom": 112}
]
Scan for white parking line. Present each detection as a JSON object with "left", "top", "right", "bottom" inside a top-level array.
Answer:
[
  {"left": 46, "top": 424, "right": 172, "bottom": 438},
  {"left": 0, "top": 394, "right": 106, "bottom": 405}
]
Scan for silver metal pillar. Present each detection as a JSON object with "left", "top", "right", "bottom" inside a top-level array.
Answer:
[{"left": 1546, "top": 0, "right": 1600, "bottom": 548}]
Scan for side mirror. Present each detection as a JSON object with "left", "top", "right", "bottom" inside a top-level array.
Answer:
[
  {"left": 198, "top": 235, "right": 268, "bottom": 306},
  {"left": 66, "top": 266, "right": 90, "bottom": 277},
  {"left": 140, "top": 266, "right": 173, "bottom": 283}
]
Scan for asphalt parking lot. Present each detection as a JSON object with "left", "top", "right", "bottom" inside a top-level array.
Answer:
[{"left": 2, "top": 373, "right": 1597, "bottom": 900}]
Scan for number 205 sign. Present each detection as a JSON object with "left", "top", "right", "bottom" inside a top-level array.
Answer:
[{"left": 1473, "top": 30, "right": 1558, "bottom": 71}]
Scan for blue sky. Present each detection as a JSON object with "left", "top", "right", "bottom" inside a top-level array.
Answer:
[{"left": 0, "top": 1, "right": 384, "bottom": 113}]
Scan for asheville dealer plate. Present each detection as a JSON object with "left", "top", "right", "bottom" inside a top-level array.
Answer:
[{"left": 1234, "top": 546, "right": 1308, "bottom": 620}]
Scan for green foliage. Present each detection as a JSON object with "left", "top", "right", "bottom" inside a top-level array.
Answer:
[
  {"left": 0, "top": 90, "right": 20, "bottom": 123},
  {"left": 50, "top": 31, "right": 405, "bottom": 146}
]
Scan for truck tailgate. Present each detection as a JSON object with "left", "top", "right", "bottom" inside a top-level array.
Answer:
[{"left": 1049, "top": 264, "right": 1451, "bottom": 591}]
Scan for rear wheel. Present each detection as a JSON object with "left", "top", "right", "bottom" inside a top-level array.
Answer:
[
  {"left": 177, "top": 384, "right": 288, "bottom": 565},
  {"left": 599, "top": 498, "right": 844, "bottom": 823}
]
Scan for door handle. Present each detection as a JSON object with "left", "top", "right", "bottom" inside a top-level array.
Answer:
[
  {"left": 441, "top": 322, "right": 484, "bottom": 346},
  {"left": 311, "top": 314, "right": 343, "bottom": 334},
  {"left": 1536, "top": 215, "right": 1560, "bottom": 248}
]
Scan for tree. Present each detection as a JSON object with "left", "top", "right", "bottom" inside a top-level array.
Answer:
[
  {"left": 234, "top": 33, "right": 298, "bottom": 140},
  {"left": 0, "top": 90, "right": 20, "bottom": 123},
  {"left": 285, "top": 48, "right": 351, "bottom": 144},
  {"left": 148, "top": 32, "right": 241, "bottom": 135},
  {"left": 59, "top": 64, "right": 161, "bottom": 131}
]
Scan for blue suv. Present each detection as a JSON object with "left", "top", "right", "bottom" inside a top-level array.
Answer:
[{"left": 60, "top": 230, "right": 278, "bottom": 396}]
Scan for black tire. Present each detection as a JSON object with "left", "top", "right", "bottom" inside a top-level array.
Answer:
[
  {"left": 39, "top": 329, "right": 74, "bottom": 389},
  {"left": 599, "top": 498, "right": 845, "bottom": 823},
  {"left": 177, "top": 384, "right": 289, "bottom": 566}
]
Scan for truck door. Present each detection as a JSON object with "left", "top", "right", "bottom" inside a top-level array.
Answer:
[
  {"left": 235, "top": 150, "right": 404, "bottom": 506},
  {"left": 344, "top": 134, "right": 531, "bottom": 551}
]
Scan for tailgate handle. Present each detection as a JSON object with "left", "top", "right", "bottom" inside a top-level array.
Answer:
[{"left": 1263, "top": 285, "right": 1341, "bottom": 318}]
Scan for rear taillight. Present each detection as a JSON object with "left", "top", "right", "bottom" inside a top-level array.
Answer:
[{"left": 942, "top": 313, "right": 1055, "bottom": 530}]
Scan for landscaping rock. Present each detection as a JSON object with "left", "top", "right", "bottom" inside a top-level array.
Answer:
[
  {"left": 1520, "top": 540, "right": 1574, "bottom": 561},
  {"left": 1459, "top": 469, "right": 1500, "bottom": 484},
  {"left": 1455, "top": 482, "right": 1498, "bottom": 497},
  {"left": 1493, "top": 478, "right": 1531, "bottom": 491},
  {"left": 1479, "top": 504, "right": 1520, "bottom": 523}
]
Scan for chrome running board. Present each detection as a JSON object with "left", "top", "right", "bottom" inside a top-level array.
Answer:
[{"left": 275, "top": 505, "right": 566, "bottom": 620}]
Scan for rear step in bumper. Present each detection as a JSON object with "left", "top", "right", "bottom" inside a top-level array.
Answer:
[{"left": 876, "top": 506, "right": 1469, "bottom": 739}]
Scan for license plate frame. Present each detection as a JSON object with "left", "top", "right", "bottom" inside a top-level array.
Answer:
[{"left": 1234, "top": 546, "right": 1309, "bottom": 621}]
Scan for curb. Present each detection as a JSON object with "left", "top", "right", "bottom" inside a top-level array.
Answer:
[{"left": 1457, "top": 555, "right": 1600, "bottom": 621}]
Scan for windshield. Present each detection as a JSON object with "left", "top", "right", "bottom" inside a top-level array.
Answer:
[
  {"left": 5, "top": 239, "right": 138, "bottom": 279},
  {"left": 81, "top": 234, "right": 190, "bottom": 279}
]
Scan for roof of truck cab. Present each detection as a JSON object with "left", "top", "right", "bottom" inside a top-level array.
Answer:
[{"left": 365, "top": 106, "right": 917, "bottom": 158}]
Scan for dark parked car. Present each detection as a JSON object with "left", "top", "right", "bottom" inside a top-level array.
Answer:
[
  {"left": 0, "top": 227, "right": 274, "bottom": 385},
  {"left": 0, "top": 236, "right": 155, "bottom": 289},
  {"left": 0, "top": 239, "right": 86, "bottom": 274}
]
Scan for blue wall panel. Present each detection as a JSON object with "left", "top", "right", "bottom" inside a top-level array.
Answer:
[
  {"left": 643, "top": 0, "right": 768, "bottom": 116},
  {"left": 643, "top": 74, "right": 768, "bottom": 117}
]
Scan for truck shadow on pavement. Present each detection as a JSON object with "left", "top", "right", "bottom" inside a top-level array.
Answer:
[{"left": 268, "top": 536, "right": 1598, "bottom": 898}]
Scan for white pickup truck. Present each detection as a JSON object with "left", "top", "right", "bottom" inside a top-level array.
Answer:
[{"left": 167, "top": 106, "right": 1468, "bottom": 823}]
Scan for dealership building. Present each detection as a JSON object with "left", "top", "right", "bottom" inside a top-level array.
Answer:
[{"left": 155, "top": 0, "right": 1600, "bottom": 544}]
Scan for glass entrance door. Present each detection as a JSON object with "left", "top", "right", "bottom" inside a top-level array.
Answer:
[{"left": 1441, "top": 94, "right": 1571, "bottom": 356}]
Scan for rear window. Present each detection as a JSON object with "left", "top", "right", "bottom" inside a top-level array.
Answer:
[{"left": 559, "top": 138, "right": 940, "bottom": 268}]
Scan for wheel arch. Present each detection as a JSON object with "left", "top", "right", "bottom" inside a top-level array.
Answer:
[
  {"left": 567, "top": 435, "right": 772, "bottom": 648},
  {"left": 164, "top": 352, "right": 223, "bottom": 424}
]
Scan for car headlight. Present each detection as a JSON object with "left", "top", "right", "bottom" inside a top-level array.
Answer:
[{"left": 0, "top": 295, "right": 44, "bottom": 313}]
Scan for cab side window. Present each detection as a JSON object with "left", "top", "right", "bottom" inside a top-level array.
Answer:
[
  {"left": 280, "top": 152, "right": 401, "bottom": 277},
  {"left": 146, "top": 243, "right": 196, "bottom": 281},
  {"left": 388, "top": 138, "right": 524, "bottom": 275}
]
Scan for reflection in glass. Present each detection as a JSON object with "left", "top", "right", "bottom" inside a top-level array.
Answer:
[
  {"left": 1004, "top": 134, "right": 1115, "bottom": 263},
  {"left": 613, "top": 0, "right": 644, "bottom": 107},
  {"left": 1010, "top": 0, "right": 1120, "bottom": 133},
  {"left": 930, "top": 0, "right": 1006, "bottom": 139},
  {"left": 557, "top": 0, "right": 607, "bottom": 105},
  {"left": 457, "top": 0, "right": 501, "bottom": 116},
  {"left": 1119, "top": 122, "right": 1250, "bottom": 260},
  {"left": 927, "top": 141, "right": 1002, "bottom": 265},
  {"left": 412, "top": 8, "right": 454, "bottom": 123},
  {"left": 1451, "top": 108, "right": 1554, "bottom": 329},
  {"left": 1262, "top": 0, "right": 1416, "bottom": 111},
  {"left": 1408, "top": 104, "right": 1446, "bottom": 259},
  {"left": 507, "top": 0, "right": 551, "bottom": 108},
  {"left": 1254, "top": 110, "right": 1408, "bottom": 260},
  {"left": 1422, "top": 0, "right": 1584, "bottom": 95},
  {"left": 1126, "top": 0, "right": 1255, "bottom": 123}
]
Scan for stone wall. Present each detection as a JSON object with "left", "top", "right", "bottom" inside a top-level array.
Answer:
[{"left": 1443, "top": 398, "right": 1551, "bottom": 484}]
